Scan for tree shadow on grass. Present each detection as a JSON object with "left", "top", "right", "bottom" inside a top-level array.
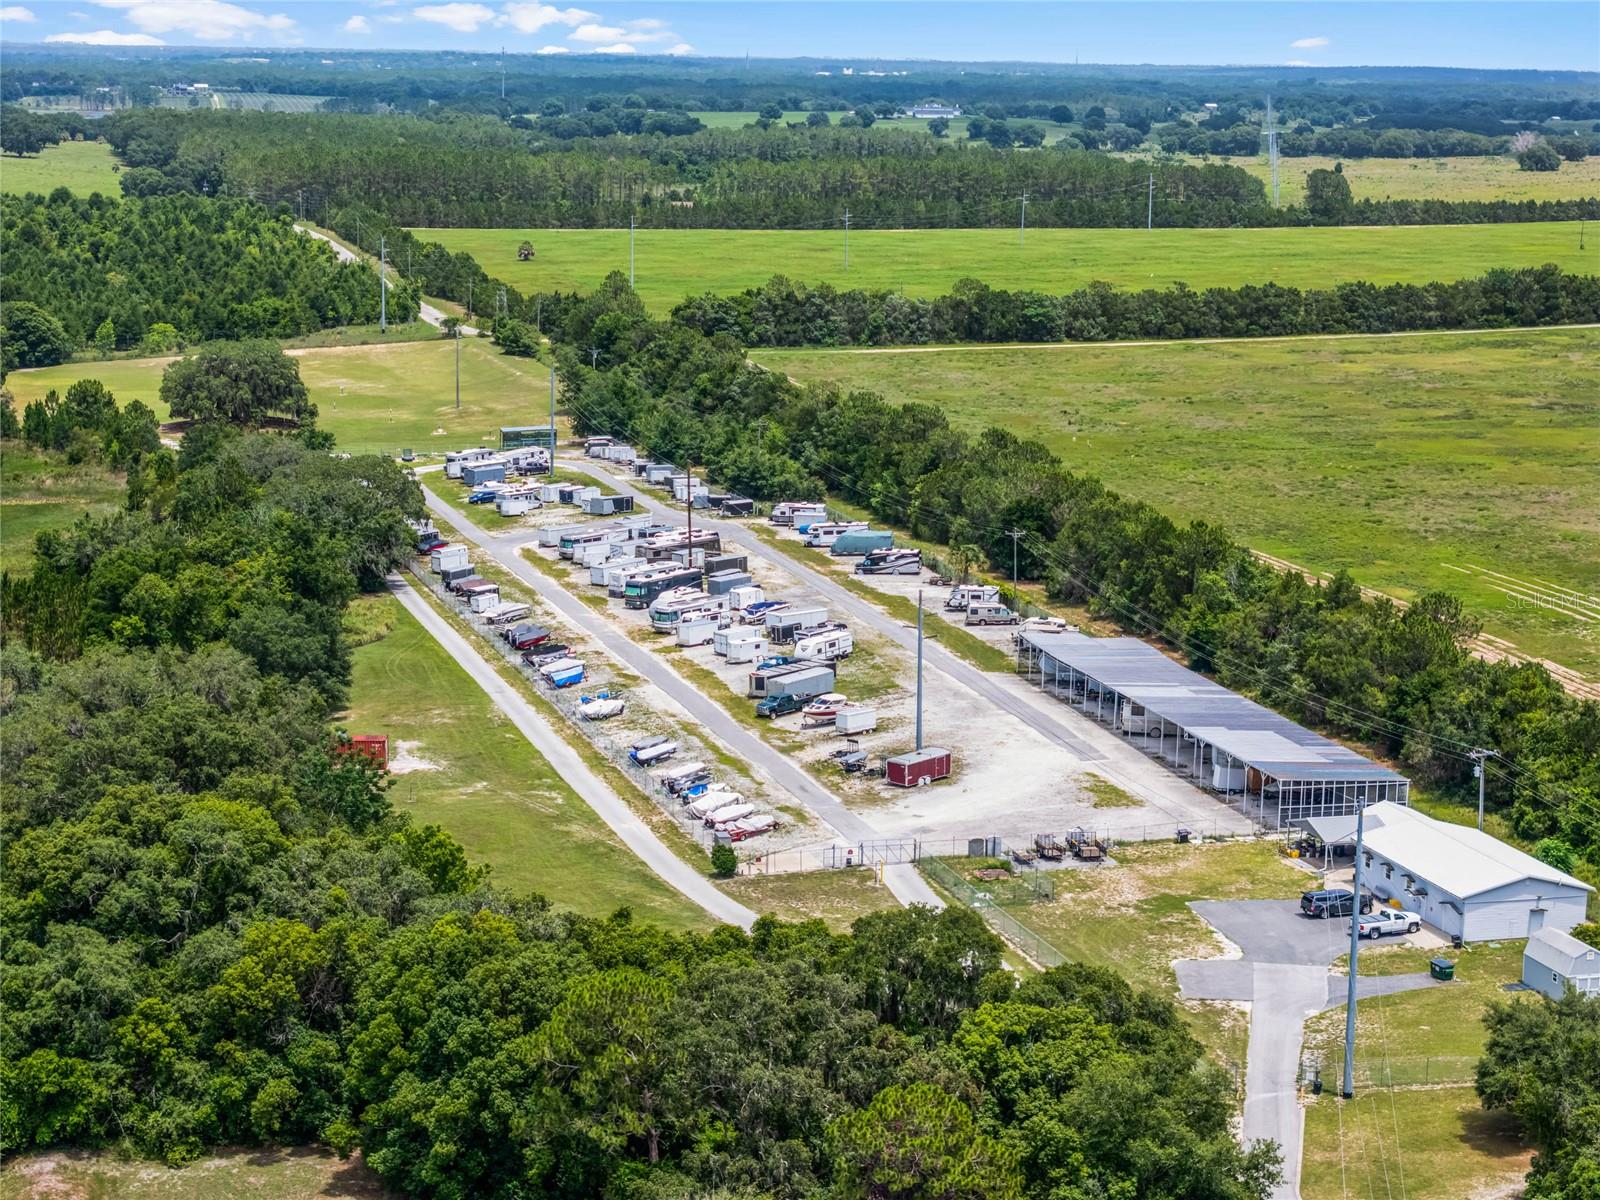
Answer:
[{"left": 1457, "top": 1104, "right": 1534, "bottom": 1166}]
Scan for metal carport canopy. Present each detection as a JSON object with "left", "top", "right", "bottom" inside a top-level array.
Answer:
[{"left": 1022, "top": 631, "right": 1406, "bottom": 783}]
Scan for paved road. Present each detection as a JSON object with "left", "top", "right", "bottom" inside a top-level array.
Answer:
[
  {"left": 1178, "top": 899, "right": 1440, "bottom": 1200},
  {"left": 295, "top": 224, "right": 481, "bottom": 336},
  {"left": 565, "top": 457, "right": 1244, "bottom": 831},
  {"left": 421, "top": 486, "right": 944, "bottom": 912},
  {"left": 389, "top": 571, "right": 757, "bottom": 929}
]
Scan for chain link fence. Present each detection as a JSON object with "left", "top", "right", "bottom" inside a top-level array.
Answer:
[{"left": 1303, "top": 1054, "right": 1478, "bottom": 1091}]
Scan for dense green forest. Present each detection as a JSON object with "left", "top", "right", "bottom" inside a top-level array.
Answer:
[
  {"left": 671, "top": 266, "right": 1600, "bottom": 346},
  {"left": 92, "top": 109, "right": 1600, "bottom": 229},
  {"left": 0, "top": 366, "right": 1276, "bottom": 1198},
  {"left": 0, "top": 192, "right": 413, "bottom": 356},
  {"left": 518, "top": 271, "right": 1600, "bottom": 870}
]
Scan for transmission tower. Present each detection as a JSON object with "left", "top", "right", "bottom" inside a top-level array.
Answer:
[{"left": 1264, "top": 95, "right": 1280, "bottom": 207}]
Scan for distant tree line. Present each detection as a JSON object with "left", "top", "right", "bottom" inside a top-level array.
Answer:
[
  {"left": 670, "top": 266, "right": 1600, "bottom": 347},
  {"left": 541, "top": 271, "right": 1600, "bottom": 871},
  {"left": 0, "top": 192, "right": 415, "bottom": 356},
  {"left": 93, "top": 110, "right": 1598, "bottom": 231}
]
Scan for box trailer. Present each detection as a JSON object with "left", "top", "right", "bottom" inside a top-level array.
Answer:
[
  {"left": 728, "top": 584, "right": 765, "bottom": 611},
  {"left": 537, "top": 523, "right": 585, "bottom": 548},
  {"left": 725, "top": 635, "right": 768, "bottom": 664},
  {"left": 593, "top": 555, "right": 643, "bottom": 587},
  {"left": 834, "top": 705, "right": 879, "bottom": 735},
  {"left": 583, "top": 494, "right": 635, "bottom": 516},
  {"left": 714, "top": 626, "right": 762, "bottom": 656},
  {"left": 765, "top": 604, "right": 826, "bottom": 634},
  {"left": 462, "top": 461, "right": 508, "bottom": 487},
  {"left": 886, "top": 747, "right": 952, "bottom": 788},
  {"left": 431, "top": 545, "right": 469, "bottom": 573},
  {"left": 439, "top": 564, "right": 476, "bottom": 585},
  {"left": 445, "top": 447, "right": 498, "bottom": 479},
  {"left": 468, "top": 589, "right": 503, "bottom": 614},
  {"left": 762, "top": 665, "right": 837, "bottom": 701},
  {"left": 584, "top": 436, "right": 614, "bottom": 455},
  {"left": 705, "top": 569, "right": 754, "bottom": 596},
  {"left": 677, "top": 615, "right": 721, "bottom": 647},
  {"left": 830, "top": 529, "right": 893, "bottom": 557},
  {"left": 496, "top": 494, "right": 535, "bottom": 517},
  {"left": 793, "top": 626, "right": 854, "bottom": 661},
  {"left": 536, "top": 482, "right": 564, "bottom": 503},
  {"left": 703, "top": 553, "right": 749, "bottom": 576},
  {"left": 714, "top": 496, "right": 755, "bottom": 517},
  {"left": 644, "top": 463, "right": 675, "bottom": 485}
]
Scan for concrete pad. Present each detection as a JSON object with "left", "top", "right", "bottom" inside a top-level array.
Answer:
[{"left": 1175, "top": 958, "right": 1257, "bottom": 1001}]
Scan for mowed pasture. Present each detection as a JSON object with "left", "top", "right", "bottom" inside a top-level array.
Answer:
[
  {"left": 1124, "top": 152, "right": 1600, "bottom": 205},
  {"left": 4, "top": 336, "right": 552, "bottom": 457},
  {"left": 0, "top": 139, "right": 122, "bottom": 196},
  {"left": 0, "top": 442, "right": 126, "bottom": 574},
  {"left": 344, "top": 594, "right": 709, "bottom": 931},
  {"left": 413, "top": 221, "right": 1594, "bottom": 314},
  {"left": 756, "top": 327, "right": 1600, "bottom": 675}
]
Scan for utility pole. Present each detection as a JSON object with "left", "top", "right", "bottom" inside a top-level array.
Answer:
[
  {"left": 843, "top": 208, "right": 850, "bottom": 270},
  {"left": 1342, "top": 798, "right": 1367, "bottom": 1100},
  {"left": 466, "top": 279, "right": 473, "bottom": 322},
  {"left": 589, "top": 347, "right": 600, "bottom": 368},
  {"left": 915, "top": 589, "right": 925, "bottom": 750},
  {"left": 1018, "top": 191, "right": 1029, "bottom": 245},
  {"left": 629, "top": 215, "right": 636, "bottom": 288},
  {"left": 547, "top": 366, "right": 556, "bottom": 476},
  {"left": 355, "top": 214, "right": 362, "bottom": 252},
  {"left": 1147, "top": 172, "right": 1154, "bottom": 230},
  {"left": 1265, "top": 95, "right": 1280, "bottom": 207},
  {"left": 500, "top": 45, "right": 505, "bottom": 101},
  {"left": 1469, "top": 748, "right": 1499, "bottom": 831},
  {"left": 685, "top": 461, "right": 695, "bottom": 566},
  {"left": 378, "top": 236, "right": 387, "bottom": 331},
  {"left": 453, "top": 325, "right": 461, "bottom": 410},
  {"left": 296, "top": 188, "right": 304, "bottom": 220},
  {"left": 1006, "top": 528, "right": 1025, "bottom": 594}
]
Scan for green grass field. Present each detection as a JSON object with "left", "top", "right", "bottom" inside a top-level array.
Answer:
[
  {"left": 1299, "top": 940, "right": 1533, "bottom": 1200},
  {"left": 1119, "top": 152, "right": 1600, "bottom": 205},
  {"left": 0, "top": 138, "right": 121, "bottom": 196},
  {"left": 757, "top": 327, "right": 1600, "bottom": 675},
  {"left": 344, "top": 593, "right": 707, "bottom": 930},
  {"left": 4, "top": 337, "right": 552, "bottom": 457},
  {"left": 0, "top": 442, "right": 126, "bottom": 575},
  {"left": 410, "top": 221, "right": 1594, "bottom": 314},
  {"left": 0, "top": 1146, "right": 393, "bottom": 1200},
  {"left": 718, "top": 868, "right": 903, "bottom": 931}
]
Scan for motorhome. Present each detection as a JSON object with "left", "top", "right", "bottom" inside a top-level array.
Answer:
[
  {"left": 965, "top": 603, "right": 1019, "bottom": 627},
  {"left": 606, "top": 560, "right": 664, "bottom": 598},
  {"left": 558, "top": 527, "right": 627, "bottom": 559},
  {"left": 649, "top": 590, "right": 727, "bottom": 633},
  {"left": 856, "top": 548, "right": 922, "bottom": 575},
  {"left": 444, "top": 447, "right": 498, "bottom": 479},
  {"left": 770, "top": 501, "right": 824, "bottom": 527},
  {"left": 802, "top": 521, "right": 868, "bottom": 549},
  {"left": 623, "top": 566, "right": 703, "bottom": 609},
  {"left": 593, "top": 555, "right": 644, "bottom": 587},
  {"left": 640, "top": 529, "right": 722, "bottom": 561}
]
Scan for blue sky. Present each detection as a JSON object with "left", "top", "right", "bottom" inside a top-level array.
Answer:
[{"left": 2, "top": 1, "right": 1596, "bottom": 71}]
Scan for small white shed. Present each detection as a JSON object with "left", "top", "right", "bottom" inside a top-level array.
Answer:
[{"left": 1522, "top": 928, "right": 1600, "bottom": 1000}]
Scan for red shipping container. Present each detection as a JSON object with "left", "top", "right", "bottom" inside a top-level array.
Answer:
[
  {"left": 345, "top": 734, "right": 389, "bottom": 769},
  {"left": 885, "top": 747, "right": 951, "bottom": 788}
]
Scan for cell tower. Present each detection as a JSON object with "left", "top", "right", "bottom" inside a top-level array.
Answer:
[{"left": 1264, "top": 95, "right": 1280, "bottom": 206}]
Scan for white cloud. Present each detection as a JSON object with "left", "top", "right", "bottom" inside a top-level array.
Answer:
[
  {"left": 624, "top": 16, "right": 662, "bottom": 30},
  {"left": 496, "top": 3, "right": 593, "bottom": 34},
  {"left": 93, "top": 0, "right": 295, "bottom": 40},
  {"left": 1290, "top": 36, "right": 1329, "bottom": 49},
  {"left": 46, "top": 27, "right": 163, "bottom": 42},
  {"left": 535, "top": 43, "right": 569, "bottom": 53},
  {"left": 666, "top": 42, "right": 693, "bottom": 55},
  {"left": 344, "top": 13, "right": 370, "bottom": 31},
  {"left": 568, "top": 21, "right": 623, "bottom": 41},
  {"left": 411, "top": 2, "right": 493, "bottom": 32},
  {"left": 568, "top": 18, "right": 674, "bottom": 44},
  {"left": 1, "top": 6, "right": 38, "bottom": 21},
  {"left": 588, "top": 41, "right": 634, "bottom": 53}
]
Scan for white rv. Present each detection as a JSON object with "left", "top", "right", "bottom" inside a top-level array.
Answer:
[{"left": 792, "top": 625, "right": 854, "bottom": 661}]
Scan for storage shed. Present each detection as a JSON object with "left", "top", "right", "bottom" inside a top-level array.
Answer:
[
  {"left": 887, "top": 748, "right": 951, "bottom": 788},
  {"left": 344, "top": 734, "right": 389, "bottom": 768},
  {"left": 1522, "top": 928, "right": 1600, "bottom": 1000},
  {"left": 1358, "top": 802, "right": 1594, "bottom": 941}
]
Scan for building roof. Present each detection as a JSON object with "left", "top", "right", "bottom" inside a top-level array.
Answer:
[
  {"left": 1525, "top": 927, "right": 1600, "bottom": 977},
  {"left": 1021, "top": 631, "right": 1406, "bottom": 783},
  {"left": 1361, "top": 802, "right": 1595, "bottom": 901},
  {"left": 1293, "top": 815, "right": 1359, "bottom": 844}
]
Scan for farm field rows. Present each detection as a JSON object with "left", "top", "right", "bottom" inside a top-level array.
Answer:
[
  {"left": 1124, "top": 152, "right": 1600, "bottom": 205},
  {"left": 409, "top": 221, "right": 1593, "bottom": 315},
  {"left": 756, "top": 327, "right": 1600, "bottom": 675},
  {"left": 0, "top": 138, "right": 121, "bottom": 196},
  {"left": 4, "top": 336, "right": 552, "bottom": 457},
  {"left": 343, "top": 593, "right": 709, "bottom": 931}
]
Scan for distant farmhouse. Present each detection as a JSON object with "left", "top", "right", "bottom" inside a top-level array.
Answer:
[{"left": 903, "top": 103, "right": 962, "bottom": 119}]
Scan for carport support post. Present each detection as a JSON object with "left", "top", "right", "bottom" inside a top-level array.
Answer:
[{"left": 1342, "top": 800, "right": 1367, "bottom": 1099}]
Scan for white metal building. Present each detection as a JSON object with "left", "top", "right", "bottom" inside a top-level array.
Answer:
[
  {"left": 1522, "top": 928, "right": 1600, "bottom": 1000},
  {"left": 1358, "top": 802, "right": 1593, "bottom": 941}
]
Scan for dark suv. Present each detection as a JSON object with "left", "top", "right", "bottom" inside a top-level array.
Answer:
[{"left": 1301, "top": 889, "right": 1374, "bottom": 918}]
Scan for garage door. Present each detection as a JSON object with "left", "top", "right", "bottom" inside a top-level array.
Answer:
[{"left": 1463, "top": 901, "right": 1531, "bottom": 941}]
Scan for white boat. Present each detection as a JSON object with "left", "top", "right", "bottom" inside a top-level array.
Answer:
[
  {"left": 801, "top": 692, "right": 849, "bottom": 719},
  {"left": 578, "top": 694, "right": 626, "bottom": 720},
  {"left": 705, "top": 801, "right": 756, "bottom": 828},
  {"left": 727, "top": 814, "right": 778, "bottom": 841}
]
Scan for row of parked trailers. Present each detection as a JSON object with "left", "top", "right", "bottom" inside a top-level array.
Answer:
[
  {"left": 767, "top": 502, "right": 920, "bottom": 574},
  {"left": 585, "top": 438, "right": 756, "bottom": 515},
  {"left": 649, "top": 755, "right": 779, "bottom": 842}
]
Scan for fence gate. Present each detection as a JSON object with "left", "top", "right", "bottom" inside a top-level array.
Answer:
[{"left": 825, "top": 839, "right": 921, "bottom": 867}]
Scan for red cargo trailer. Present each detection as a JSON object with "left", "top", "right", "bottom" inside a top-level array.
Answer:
[
  {"left": 344, "top": 734, "right": 389, "bottom": 769},
  {"left": 885, "top": 747, "right": 951, "bottom": 788}
]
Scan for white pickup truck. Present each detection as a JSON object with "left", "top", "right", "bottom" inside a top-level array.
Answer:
[{"left": 1353, "top": 908, "right": 1422, "bottom": 939}]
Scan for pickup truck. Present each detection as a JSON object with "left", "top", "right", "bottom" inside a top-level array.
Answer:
[
  {"left": 1354, "top": 908, "right": 1422, "bottom": 939},
  {"left": 1301, "top": 889, "right": 1374, "bottom": 918},
  {"left": 755, "top": 693, "right": 806, "bottom": 719}
]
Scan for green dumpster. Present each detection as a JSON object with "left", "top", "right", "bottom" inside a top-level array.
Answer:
[{"left": 1429, "top": 957, "right": 1455, "bottom": 981}]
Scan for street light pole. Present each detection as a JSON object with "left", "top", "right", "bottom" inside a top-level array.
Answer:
[
  {"left": 454, "top": 325, "right": 461, "bottom": 410},
  {"left": 915, "top": 589, "right": 925, "bottom": 751},
  {"left": 1342, "top": 797, "right": 1367, "bottom": 1100}
]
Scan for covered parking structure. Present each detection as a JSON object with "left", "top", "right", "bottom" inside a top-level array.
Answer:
[{"left": 1016, "top": 631, "right": 1409, "bottom": 827}]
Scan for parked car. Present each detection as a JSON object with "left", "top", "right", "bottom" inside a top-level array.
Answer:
[
  {"left": 1301, "top": 889, "right": 1375, "bottom": 918},
  {"left": 755, "top": 693, "right": 806, "bottom": 719},
  {"left": 1354, "top": 908, "right": 1422, "bottom": 939}
]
